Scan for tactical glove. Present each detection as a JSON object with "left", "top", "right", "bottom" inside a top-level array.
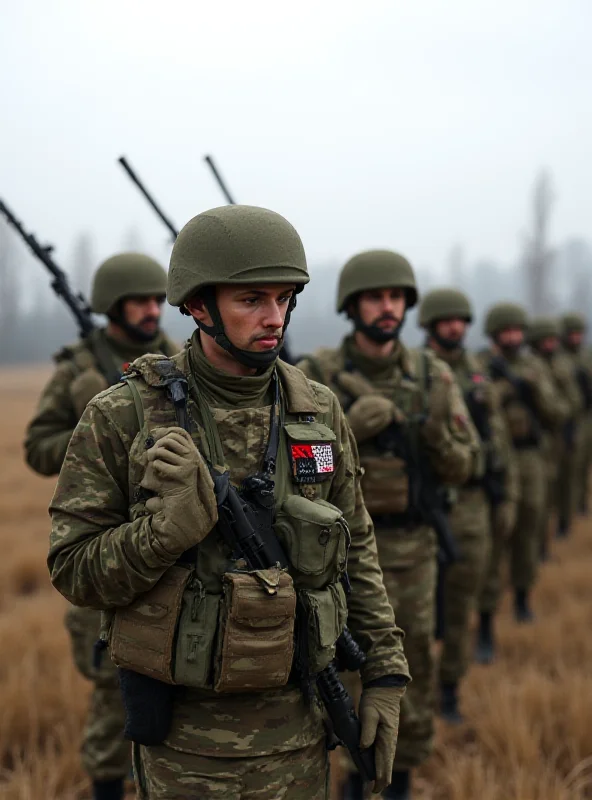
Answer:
[
  {"left": 359, "top": 685, "right": 406, "bottom": 794},
  {"left": 141, "top": 427, "right": 218, "bottom": 555},
  {"left": 347, "top": 395, "right": 400, "bottom": 443},
  {"left": 70, "top": 368, "right": 109, "bottom": 418},
  {"left": 493, "top": 500, "right": 516, "bottom": 540}
]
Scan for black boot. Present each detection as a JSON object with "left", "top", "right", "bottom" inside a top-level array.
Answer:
[
  {"left": 383, "top": 770, "right": 411, "bottom": 799},
  {"left": 93, "top": 779, "right": 124, "bottom": 800},
  {"left": 440, "top": 682, "right": 464, "bottom": 724},
  {"left": 475, "top": 611, "right": 494, "bottom": 664},
  {"left": 341, "top": 771, "right": 365, "bottom": 800},
  {"left": 514, "top": 589, "right": 534, "bottom": 623}
]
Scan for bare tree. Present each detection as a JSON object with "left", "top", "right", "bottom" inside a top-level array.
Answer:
[
  {"left": 0, "top": 219, "right": 21, "bottom": 363},
  {"left": 522, "top": 169, "right": 555, "bottom": 314},
  {"left": 71, "top": 232, "right": 96, "bottom": 298}
]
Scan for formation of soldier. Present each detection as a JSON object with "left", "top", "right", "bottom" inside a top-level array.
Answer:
[{"left": 21, "top": 203, "right": 592, "bottom": 800}]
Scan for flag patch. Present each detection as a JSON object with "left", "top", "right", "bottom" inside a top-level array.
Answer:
[{"left": 290, "top": 442, "right": 334, "bottom": 483}]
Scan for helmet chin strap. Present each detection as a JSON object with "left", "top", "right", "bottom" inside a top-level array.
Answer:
[
  {"left": 198, "top": 287, "right": 297, "bottom": 371},
  {"left": 429, "top": 325, "right": 464, "bottom": 353},
  {"left": 353, "top": 312, "right": 405, "bottom": 344}
]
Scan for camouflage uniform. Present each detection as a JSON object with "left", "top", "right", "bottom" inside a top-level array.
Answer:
[
  {"left": 561, "top": 313, "right": 592, "bottom": 514},
  {"left": 298, "top": 252, "right": 480, "bottom": 795},
  {"left": 481, "top": 304, "right": 566, "bottom": 621},
  {"left": 25, "top": 254, "right": 175, "bottom": 796},
  {"left": 528, "top": 317, "right": 582, "bottom": 544},
  {"left": 48, "top": 208, "right": 410, "bottom": 800}
]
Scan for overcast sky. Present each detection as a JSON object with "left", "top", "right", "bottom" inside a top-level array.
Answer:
[{"left": 1, "top": 0, "right": 590, "bottom": 280}]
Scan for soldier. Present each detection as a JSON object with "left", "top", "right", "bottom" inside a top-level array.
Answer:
[
  {"left": 528, "top": 317, "right": 580, "bottom": 546},
  {"left": 418, "top": 289, "right": 517, "bottom": 717},
  {"left": 297, "top": 252, "right": 480, "bottom": 799},
  {"left": 48, "top": 206, "right": 410, "bottom": 800},
  {"left": 480, "top": 303, "right": 565, "bottom": 623},
  {"left": 561, "top": 313, "right": 592, "bottom": 514},
  {"left": 26, "top": 252, "right": 177, "bottom": 800}
]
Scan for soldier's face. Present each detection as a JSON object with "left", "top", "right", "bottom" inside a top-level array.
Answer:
[
  {"left": 568, "top": 331, "right": 584, "bottom": 348},
  {"left": 497, "top": 327, "right": 524, "bottom": 348},
  {"left": 187, "top": 284, "right": 296, "bottom": 352},
  {"left": 356, "top": 288, "right": 406, "bottom": 333},
  {"left": 122, "top": 295, "right": 165, "bottom": 336},
  {"left": 435, "top": 317, "right": 467, "bottom": 343},
  {"left": 538, "top": 335, "right": 559, "bottom": 354}
]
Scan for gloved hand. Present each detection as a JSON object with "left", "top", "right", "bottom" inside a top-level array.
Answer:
[
  {"left": 493, "top": 500, "right": 516, "bottom": 540},
  {"left": 347, "top": 395, "right": 400, "bottom": 443},
  {"left": 359, "top": 684, "right": 406, "bottom": 794},
  {"left": 421, "top": 369, "right": 452, "bottom": 446},
  {"left": 141, "top": 427, "right": 218, "bottom": 555},
  {"left": 70, "top": 368, "right": 109, "bottom": 417}
]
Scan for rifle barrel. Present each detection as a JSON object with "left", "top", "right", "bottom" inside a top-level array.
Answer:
[
  {"left": 118, "top": 157, "right": 179, "bottom": 241},
  {"left": 203, "top": 155, "right": 236, "bottom": 205}
]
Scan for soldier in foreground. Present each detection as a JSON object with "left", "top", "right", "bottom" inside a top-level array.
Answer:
[
  {"left": 27, "top": 253, "right": 177, "bottom": 800},
  {"left": 561, "top": 313, "right": 592, "bottom": 514},
  {"left": 48, "top": 206, "right": 410, "bottom": 799},
  {"left": 298, "top": 252, "right": 479, "bottom": 799},
  {"left": 528, "top": 317, "right": 580, "bottom": 546},
  {"left": 418, "top": 289, "right": 516, "bottom": 708},
  {"left": 479, "top": 304, "right": 563, "bottom": 624}
]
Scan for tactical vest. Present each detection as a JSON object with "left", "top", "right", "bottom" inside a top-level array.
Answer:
[
  {"left": 108, "top": 349, "right": 350, "bottom": 694},
  {"left": 307, "top": 348, "right": 432, "bottom": 517}
]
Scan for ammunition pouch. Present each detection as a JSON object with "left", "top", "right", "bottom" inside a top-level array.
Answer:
[
  {"left": 299, "top": 582, "right": 348, "bottom": 674},
  {"left": 275, "top": 495, "right": 350, "bottom": 591},
  {"left": 359, "top": 455, "right": 409, "bottom": 515},
  {"left": 214, "top": 569, "right": 296, "bottom": 693}
]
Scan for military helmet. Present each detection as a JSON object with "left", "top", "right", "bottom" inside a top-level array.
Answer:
[
  {"left": 484, "top": 302, "right": 528, "bottom": 337},
  {"left": 91, "top": 253, "right": 168, "bottom": 314},
  {"left": 562, "top": 311, "right": 587, "bottom": 334},
  {"left": 527, "top": 315, "right": 560, "bottom": 344},
  {"left": 336, "top": 250, "right": 418, "bottom": 314},
  {"left": 167, "top": 205, "right": 309, "bottom": 307},
  {"left": 418, "top": 288, "right": 473, "bottom": 328}
]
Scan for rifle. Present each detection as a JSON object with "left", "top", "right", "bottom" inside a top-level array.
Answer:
[
  {"left": 464, "top": 386, "right": 506, "bottom": 508},
  {"left": 212, "top": 469, "right": 376, "bottom": 783},
  {"left": 489, "top": 356, "right": 542, "bottom": 445},
  {"left": 118, "top": 156, "right": 179, "bottom": 241},
  {"left": 203, "top": 155, "right": 237, "bottom": 205},
  {"left": 0, "top": 199, "right": 121, "bottom": 386}
]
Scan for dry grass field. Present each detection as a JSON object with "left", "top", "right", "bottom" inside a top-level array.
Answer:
[{"left": 0, "top": 366, "right": 591, "bottom": 799}]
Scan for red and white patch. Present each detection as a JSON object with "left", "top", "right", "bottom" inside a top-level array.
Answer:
[{"left": 289, "top": 443, "right": 335, "bottom": 483}]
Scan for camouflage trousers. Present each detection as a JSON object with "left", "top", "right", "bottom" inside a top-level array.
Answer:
[
  {"left": 439, "top": 489, "right": 490, "bottom": 684},
  {"left": 575, "top": 414, "right": 592, "bottom": 511},
  {"left": 65, "top": 605, "right": 130, "bottom": 782},
  {"left": 510, "top": 449, "right": 545, "bottom": 591},
  {"left": 132, "top": 740, "right": 329, "bottom": 799},
  {"left": 376, "top": 524, "right": 437, "bottom": 770},
  {"left": 478, "top": 524, "right": 504, "bottom": 615}
]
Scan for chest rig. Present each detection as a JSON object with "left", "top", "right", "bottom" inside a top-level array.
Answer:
[{"left": 109, "top": 352, "right": 375, "bottom": 780}]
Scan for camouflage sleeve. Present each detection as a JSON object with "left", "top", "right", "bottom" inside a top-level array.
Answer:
[
  {"left": 24, "top": 361, "right": 79, "bottom": 476},
  {"left": 531, "top": 358, "right": 569, "bottom": 428},
  {"left": 48, "top": 388, "right": 180, "bottom": 609},
  {"left": 555, "top": 358, "right": 583, "bottom": 417},
  {"left": 423, "top": 360, "right": 481, "bottom": 486},
  {"left": 327, "top": 394, "right": 410, "bottom": 683}
]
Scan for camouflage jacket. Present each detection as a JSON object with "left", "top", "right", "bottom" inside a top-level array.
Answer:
[
  {"left": 297, "top": 338, "right": 480, "bottom": 566},
  {"left": 562, "top": 346, "right": 592, "bottom": 415},
  {"left": 48, "top": 336, "right": 409, "bottom": 758},
  {"left": 428, "top": 347, "right": 519, "bottom": 527},
  {"left": 25, "top": 327, "right": 178, "bottom": 476},
  {"left": 479, "top": 348, "right": 567, "bottom": 449}
]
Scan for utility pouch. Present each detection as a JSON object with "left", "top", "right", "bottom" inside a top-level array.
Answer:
[
  {"left": 173, "top": 577, "right": 220, "bottom": 689},
  {"left": 359, "top": 455, "right": 409, "bottom": 515},
  {"left": 110, "top": 565, "right": 192, "bottom": 684},
  {"left": 504, "top": 402, "right": 532, "bottom": 442},
  {"left": 299, "top": 582, "right": 348, "bottom": 673},
  {"left": 214, "top": 568, "right": 296, "bottom": 693},
  {"left": 275, "top": 495, "right": 350, "bottom": 590}
]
